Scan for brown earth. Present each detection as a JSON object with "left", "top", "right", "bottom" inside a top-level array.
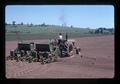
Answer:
[{"left": 5, "top": 35, "right": 114, "bottom": 79}]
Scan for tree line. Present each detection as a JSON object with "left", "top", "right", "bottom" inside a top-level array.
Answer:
[
  {"left": 89, "top": 28, "right": 114, "bottom": 34},
  {"left": 6, "top": 21, "right": 114, "bottom": 35},
  {"left": 5, "top": 21, "right": 47, "bottom": 27}
]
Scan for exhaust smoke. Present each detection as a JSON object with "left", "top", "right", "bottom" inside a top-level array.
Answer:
[{"left": 59, "top": 9, "right": 67, "bottom": 27}]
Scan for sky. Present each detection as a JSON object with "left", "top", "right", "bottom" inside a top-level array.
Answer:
[{"left": 5, "top": 5, "right": 114, "bottom": 29}]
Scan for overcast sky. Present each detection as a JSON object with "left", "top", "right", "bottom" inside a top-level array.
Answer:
[{"left": 5, "top": 5, "right": 114, "bottom": 29}]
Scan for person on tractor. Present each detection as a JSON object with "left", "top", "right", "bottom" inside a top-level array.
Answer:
[{"left": 58, "top": 33, "right": 63, "bottom": 45}]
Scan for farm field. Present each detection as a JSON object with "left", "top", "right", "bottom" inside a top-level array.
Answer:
[
  {"left": 5, "top": 35, "right": 114, "bottom": 78},
  {"left": 5, "top": 25, "right": 113, "bottom": 41}
]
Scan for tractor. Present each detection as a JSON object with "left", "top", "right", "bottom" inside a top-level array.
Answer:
[{"left": 7, "top": 33, "right": 77, "bottom": 64}]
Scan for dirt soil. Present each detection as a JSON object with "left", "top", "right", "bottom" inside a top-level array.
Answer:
[{"left": 5, "top": 35, "right": 114, "bottom": 79}]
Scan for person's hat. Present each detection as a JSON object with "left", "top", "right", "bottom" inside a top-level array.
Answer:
[{"left": 59, "top": 33, "right": 62, "bottom": 35}]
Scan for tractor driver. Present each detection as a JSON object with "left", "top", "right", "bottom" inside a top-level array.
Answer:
[
  {"left": 59, "top": 33, "right": 63, "bottom": 40},
  {"left": 58, "top": 33, "right": 63, "bottom": 45}
]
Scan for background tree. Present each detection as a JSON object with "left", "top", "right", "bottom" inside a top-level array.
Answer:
[
  {"left": 99, "top": 28, "right": 103, "bottom": 34},
  {"left": 30, "top": 23, "right": 33, "bottom": 27},
  {"left": 21, "top": 22, "right": 23, "bottom": 25},
  {"left": 12, "top": 21, "right": 16, "bottom": 25},
  {"left": 41, "top": 22, "right": 46, "bottom": 27}
]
